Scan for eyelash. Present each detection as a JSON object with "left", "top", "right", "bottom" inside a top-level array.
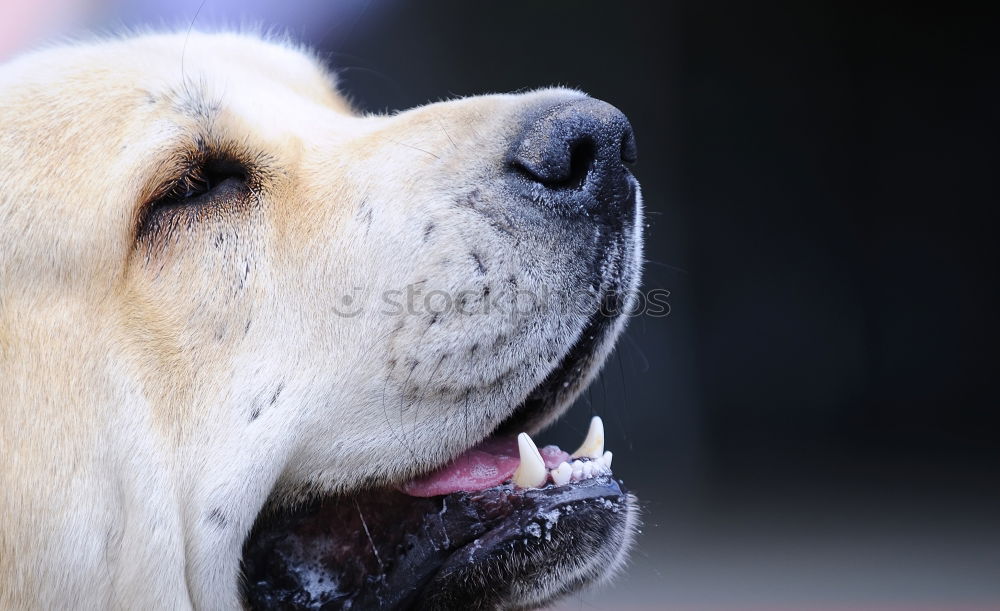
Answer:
[
  {"left": 137, "top": 156, "right": 251, "bottom": 240},
  {"left": 159, "top": 158, "right": 248, "bottom": 203}
]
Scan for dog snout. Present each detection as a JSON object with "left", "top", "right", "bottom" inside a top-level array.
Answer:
[{"left": 508, "top": 98, "right": 637, "bottom": 217}]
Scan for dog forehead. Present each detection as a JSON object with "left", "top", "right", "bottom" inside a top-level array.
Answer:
[
  {"left": 1, "top": 31, "right": 349, "bottom": 120},
  {"left": 134, "top": 32, "right": 350, "bottom": 113},
  {"left": 96, "top": 33, "right": 358, "bottom": 156}
]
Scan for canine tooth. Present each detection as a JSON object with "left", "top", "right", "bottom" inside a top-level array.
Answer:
[
  {"left": 602, "top": 451, "right": 613, "bottom": 469},
  {"left": 571, "top": 416, "right": 605, "bottom": 459},
  {"left": 512, "top": 433, "right": 547, "bottom": 488},
  {"left": 551, "top": 462, "right": 572, "bottom": 486}
]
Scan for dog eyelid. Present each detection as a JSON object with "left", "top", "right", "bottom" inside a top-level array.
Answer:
[{"left": 136, "top": 156, "right": 252, "bottom": 240}]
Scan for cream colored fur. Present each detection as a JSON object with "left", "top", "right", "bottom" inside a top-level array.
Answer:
[{"left": 0, "top": 31, "right": 640, "bottom": 609}]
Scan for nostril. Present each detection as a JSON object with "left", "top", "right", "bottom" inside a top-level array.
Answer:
[
  {"left": 564, "top": 137, "right": 596, "bottom": 190},
  {"left": 510, "top": 135, "right": 597, "bottom": 189},
  {"left": 508, "top": 98, "right": 637, "bottom": 215}
]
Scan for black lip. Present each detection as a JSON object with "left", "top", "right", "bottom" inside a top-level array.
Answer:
[{"left": 241, "top": 477, "right": 629, "bottom": 610}]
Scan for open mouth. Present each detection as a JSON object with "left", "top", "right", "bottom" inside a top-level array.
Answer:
[
  {"left": 241, "top": 320, "right": 634, "bottom": 609},
  {"left": 241, "top": 258, "right": 637, "bottom": 609},
  {"left": 241, "top": 418, "right": 627, "bottom": 609}
]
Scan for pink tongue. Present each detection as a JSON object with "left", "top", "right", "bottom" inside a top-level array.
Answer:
[{"left": 400, "top": 437, "right": 571, "bottom": 498}]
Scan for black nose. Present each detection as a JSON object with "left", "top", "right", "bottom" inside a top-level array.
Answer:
[{"left": 508, "top": 98, "right": 637, "bottom": 217}]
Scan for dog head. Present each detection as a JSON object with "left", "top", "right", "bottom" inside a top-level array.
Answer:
[{"left": 0, "top": 31, "right": 642, "bottom": 608}]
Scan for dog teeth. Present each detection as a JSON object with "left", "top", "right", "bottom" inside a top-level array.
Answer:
[
  {"left": 570, "top": 416, "right": 605, "bottom": 459},
  {"left": 512, "top": 433, "right": 548, "bottom": 488},
  {"left": 514, "top": 422, "right": 616, "bottom": 489},
  {"left": 550, "top": 462, "right": 573, "bottom": 486}
]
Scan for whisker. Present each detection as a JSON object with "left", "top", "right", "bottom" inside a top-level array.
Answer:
[
  {"left": 622, "top": 331, "right": 650, "bottom": 373},
  {"left": 436, "top": 118, "right": 459, "bottom": 152},
  {"left": 391, "top": 320, "right": 438, "bottom": 455},
  {"left": 410, "top": 352, "right": 448, "bottom": 441},
  {"left": 644, "top": 259, "right": 689, "bottom": 274},
  {"left": 355, "top": 501, "right": 384, "bottom": 572},
  {"left": 380, "top": 341, "right": 419, "bottom": 462},
  {"left": 180, "top": 0, "right": 209, "bottom": 82},
  {"left": 615, "top": 348, "right": 633, "bottom": 450},
  {"left": 383, "top": 137, "right": 440, "bottom": 160}
]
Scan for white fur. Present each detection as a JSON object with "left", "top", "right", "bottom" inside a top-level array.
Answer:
[{"left": 0, "top": 31, "right": 640, "bottom": 608}]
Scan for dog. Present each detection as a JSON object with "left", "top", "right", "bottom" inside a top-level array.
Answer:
[{"left": 0, "top": 31, "right": 643, "bottom": 609}]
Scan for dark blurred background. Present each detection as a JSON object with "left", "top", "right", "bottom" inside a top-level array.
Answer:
[{"left": 7, "top": 1, "right": 997, "bottom": 608}]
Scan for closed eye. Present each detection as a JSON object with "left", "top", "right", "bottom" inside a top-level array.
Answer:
[
  {"left": 157, "top": 158, "right": 248, "bottom": 205},
  {"left": 138, "top": 156, "right": 252, "bottom": 239}
]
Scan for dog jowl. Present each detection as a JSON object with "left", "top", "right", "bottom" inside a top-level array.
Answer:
[{"left": 0, "top": 31, "right": 643, "bottom": 610}]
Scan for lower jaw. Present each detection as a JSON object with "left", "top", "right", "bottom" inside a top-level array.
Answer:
[{"left": 241, "top": 475, "right": 631, "bottom": 610}]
